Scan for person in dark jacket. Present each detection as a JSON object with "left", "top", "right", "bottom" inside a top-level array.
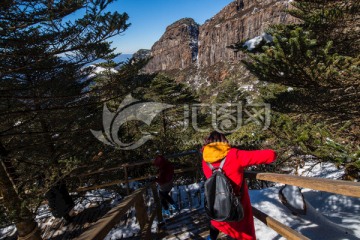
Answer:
[
  {"left": 202, "top": 131, "right": 276, "bottom": 240},
  {"left": 45, "top": 181, "right": 74, "bottom": 224},
  {"left": 153, "top": 155, "right": 178, "bottom": 216}
]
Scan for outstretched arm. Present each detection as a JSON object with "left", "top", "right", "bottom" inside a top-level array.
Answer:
[{"left": 236, "top": 149, "right": 276, "bottom": 168}]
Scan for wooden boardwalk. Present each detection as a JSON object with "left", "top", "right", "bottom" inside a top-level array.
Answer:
[
  {"left": 160, "top": 208, "right": 229, "bottom": 240},
  {"left": 38, "top": 205, "right": 230, "bottom": 240},
  {"left": 119, "top": 208, "right": 229, "bottom": 240}
]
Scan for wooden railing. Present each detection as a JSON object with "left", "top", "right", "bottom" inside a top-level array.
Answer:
[
  {"left": 76, "top": 150, "right": 200, "bottom": 193},
  {"left": 72, "top": 152, "right": 360, "bottom": 240},
  {"left": 76, "top": 167, "right": 197, "bottom": 192},
  {"left": 75, "top": 182, "right": 162, "bottom": 240},
  {"left": 244, "top": 171, "right": 360, "bottom": 240}
]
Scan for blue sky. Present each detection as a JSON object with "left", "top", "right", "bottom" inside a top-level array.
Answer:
[{"left": 104, "top": 0, "right": 234, "bottom": 54}]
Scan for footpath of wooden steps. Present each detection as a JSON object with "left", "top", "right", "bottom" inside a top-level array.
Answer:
[
  {"left": 161, "top": 208, "right": 228, "bottom": 240},
  {"left": 119, "top": 208, "right": 229, "bottom": 240},
  {"left": 60, "top": 206, "right": 213, "bottom": 240}
]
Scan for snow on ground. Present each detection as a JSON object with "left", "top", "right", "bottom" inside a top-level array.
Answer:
[
  {"left": 280, "top": 185, "right": 305, "bottom": 213},
  {"left": 251, "top": 186, "right": 360, "bottom": 240},
  {"left": 251, "top": 161, "right": 360, "bottom": 240},
  {"left": 73, "top": 189, "right": 122, "bottom": 212},
  {"left": 104, "top": 216, "right": 141, "bottom": 240},
  {"left": 0, "top": 226, "right": 16, "bottom": 240},
  {"left": 104, "top": 182, "right": 205, "bottom": 240}
]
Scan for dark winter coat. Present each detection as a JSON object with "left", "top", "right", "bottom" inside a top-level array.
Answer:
[
  {"left": 153, "top": 155, "right": 174, "bottom": 191},
  {"left": 45, "top": 182, "right": 74, "bottom": 218},
  {"left": 202, "top": 142, "right": 276, "bottom": 240}
]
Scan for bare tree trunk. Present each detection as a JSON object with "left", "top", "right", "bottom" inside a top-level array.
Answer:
[{"left": 0, "top": 143, "right": 42, "bottom": 240}]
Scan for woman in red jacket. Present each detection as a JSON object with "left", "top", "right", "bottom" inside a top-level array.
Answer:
[{"left": 202, "top": 131, "right": 276, "bottom": 240}]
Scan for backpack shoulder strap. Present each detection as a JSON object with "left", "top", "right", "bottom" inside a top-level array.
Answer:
[
  {"left": 219, "top": 157, "right": 226, "bottom": 170},
  {"left": 206, "top": 162, "right": 215, "bottom": 171},
  {"left": 239, "top": 177, "right": 246, "bottom": 196},
  {"left": 206, "top": 157, "right": 226, "bottom": 172}
]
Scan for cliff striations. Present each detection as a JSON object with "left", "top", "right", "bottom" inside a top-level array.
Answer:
[
  {"left": 198, "top": 0, "right": 296, "bottom": 67},
  {"left": 143, "top": 0, "right": 296, "bottom": 73},
  {"left": 143, "top": 18, "right": 199, "bottom": 73}
]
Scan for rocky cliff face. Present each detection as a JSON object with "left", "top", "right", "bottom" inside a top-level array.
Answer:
[
  {"left": 144, "top": 0, "right": 296, "bottom": 73},
  {"left": 143, "top": 18, "right": 199, "bottom": 73},
  {"left": 198, "top": 0, "right": 296, "bottom": 67},
  {"left": 132, "top": 49, "right": 151, "bottom": 61}
]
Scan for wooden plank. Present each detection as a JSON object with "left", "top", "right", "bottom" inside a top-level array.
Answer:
[
  {"left": 135, "top": 194, "right": 147, "bottom": 230},
  {"left": 151, "top": 184, "right": 163, "bottom": 224},
  {"left": 74, "top": 185, "right": 150, "bottom": 240},
  {"left": 140, "top": 208, "right": 157, "bottom": 239},
  {"left": 244, "top": 171, "right": 360, "bottom": 198},
  {"left": 252, "top": 207, "right": 309, "bottom": 240},
  {"left": 124, "top": 166, "right": 130, "bottom": 195}
]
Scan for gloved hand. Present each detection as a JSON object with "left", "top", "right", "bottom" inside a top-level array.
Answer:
[{"left": 148, "top": 175, "right": 157, "bottom": 182}]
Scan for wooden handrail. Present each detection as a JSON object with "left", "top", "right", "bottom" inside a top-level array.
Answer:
[
  {"left": 76, "top": 150, "right": 199, "bottom": 178},
  {"left": 75, "top": 182, "right": 161, "bottom": 240},
  {"left": 252, "top": 207, "right": 309, "bottom": 240},
  {"left": 245, "top": 171, "right": 360, "bottom": 198},
  {"left": 76, "top": 161, "right": 150, "bottom": 178},
  {"left": 76, "top": 167, "right": 197, "bottom": 192}
]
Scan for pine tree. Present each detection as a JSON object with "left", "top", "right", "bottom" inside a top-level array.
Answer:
[
  {"left": 143, "top": 74, "right": 198, "bottom": 154},
  {"left": 215, "top": 80, "right": 247, "bottom": 104},
  {"left": 234, "top": 0, "right": 360, "bottom": 175},
  {"left": 0, "top": 1, "right": 129, "bottom": 237}
]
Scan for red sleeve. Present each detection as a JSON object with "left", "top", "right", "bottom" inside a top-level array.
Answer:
[{"left": 235, "top": 149, "right": 276, "bottom": 168}]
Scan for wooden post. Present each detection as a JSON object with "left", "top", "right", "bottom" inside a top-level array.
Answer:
[
  {"left": 134, "top": 194, "right": 148, "bottom": 231},
  {"left": 177, "top": 185, "right": 182, "bottom": 209},
  {"left": 252, "top": 207, "right": 309, "bottom": 240},
  {"left": 0, "top": 162, "right": 42, "bottom": 240},
  {"left": 151, "top": 183, "right": 163, "bottom": 224},
  {"left": 124, "top": 165, "right": 130, "bottom": 195},
  {"left": 187, "top": 190, "right": 192, "bottom": 209},
  {"left": 140, "top": 209, "right": 157, "bottom": 239},
  {"left": 197, "top": 190, "right": 201, "bottom": 207},
  {"left": 196, "top": 152, "right": 202, "bottom": 182}
]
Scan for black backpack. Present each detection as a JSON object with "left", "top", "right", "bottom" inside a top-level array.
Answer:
[{"left": 204, "top": 157, "right": 244, "bottom": 222}]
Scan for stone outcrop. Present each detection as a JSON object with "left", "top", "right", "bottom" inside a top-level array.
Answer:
[
  {"left": 198, "top": 0, "right": 296, "bottom": 67},
  {"left": 132, "top": 49, "right": 151, "bottom": 61},
  {"left": 143, "top": 0, "right": 296, "bottom": 73},
  {"left": 143, "top": 18, "right": 199, "bottom": 73}
]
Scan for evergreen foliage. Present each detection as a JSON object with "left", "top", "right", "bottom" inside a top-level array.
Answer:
[
  {"left": 215, "top": 79, "right": 247, "bottom": 104},
  {"left": 0, "top": 0, "right": 130, "bottom": 232},
  {"left": 143, "top": 74, "right": 198, "bottom": 154},
  {"left": 235, "top": 0, "right": 360, "bottom": 176}
]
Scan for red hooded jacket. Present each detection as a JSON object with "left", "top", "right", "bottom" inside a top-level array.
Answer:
[{"left": 202, "top": 143, "right": 276, "bottom": 240}]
